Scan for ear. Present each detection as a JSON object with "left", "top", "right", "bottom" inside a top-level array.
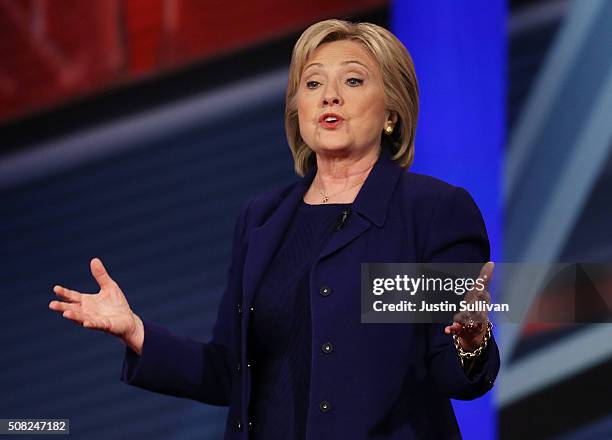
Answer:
[{"left": 386, "top": 111, "right": 398, "bottom": 125}]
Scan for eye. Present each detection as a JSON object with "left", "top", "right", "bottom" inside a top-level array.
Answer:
[
  {"left": 346, "top": 78, "right": 364, "bottom": 87},
  {"left": 306, "top": 80, "right": 320, "bottom": 89}
]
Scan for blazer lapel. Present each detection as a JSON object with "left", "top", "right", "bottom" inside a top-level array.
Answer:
[
  {"left": 318, "top": 149, "right": 403, "bottom": 260},
  {"left": 242, "top": 174, "right": 312, "bottom": 309},
  {"left": 317, "top": 212, "right": 371, "bottom": 261}
]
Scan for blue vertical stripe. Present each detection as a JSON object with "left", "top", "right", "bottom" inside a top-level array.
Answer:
[{"left": 391, "top": 1, "right": 506, "bottom": 438}]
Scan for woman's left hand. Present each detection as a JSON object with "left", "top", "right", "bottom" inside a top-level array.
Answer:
[{"left": 444, "top": 262, "right": 494, "bottom": 351}]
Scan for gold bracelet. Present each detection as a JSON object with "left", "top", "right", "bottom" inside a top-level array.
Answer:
[{"left": 453, "top": 321, "right": 493, "bottom": 367}]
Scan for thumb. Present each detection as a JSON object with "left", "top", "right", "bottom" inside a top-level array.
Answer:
[
  {"left": 90, "top": 257, "right": 115, "bottom": 289},
  {"left": 479, "top": 261, "right": 495, "bottom": 291}
]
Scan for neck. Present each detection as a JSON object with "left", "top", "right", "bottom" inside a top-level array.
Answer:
[
  {"left": 306, "top": 147, "right": 380, "bottom": 204},
  {"left": 314, "top": 147, "right": 379, "bottom": 188}
]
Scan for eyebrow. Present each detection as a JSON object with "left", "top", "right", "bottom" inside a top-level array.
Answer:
[{"left": 303, "top": 60, "right": 370, "bottom": 72}]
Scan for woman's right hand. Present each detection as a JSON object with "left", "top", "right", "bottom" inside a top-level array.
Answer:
[{"left": 49, "top": 257, "right": 144, "bottom": 355}]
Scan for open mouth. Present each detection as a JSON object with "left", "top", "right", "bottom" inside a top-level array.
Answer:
[{"left": 319, "top": 113, "right": 344, "bottom": 129}]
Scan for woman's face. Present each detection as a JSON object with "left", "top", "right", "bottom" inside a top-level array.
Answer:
[{"left": 297, "top": 40, "right": 389, "bottom": 158}]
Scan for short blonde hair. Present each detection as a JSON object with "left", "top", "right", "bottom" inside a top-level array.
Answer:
[{"left": 285, "top": 19, "right": 419, "bottom": 176}]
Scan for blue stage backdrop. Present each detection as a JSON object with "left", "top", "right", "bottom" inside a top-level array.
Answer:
[{"left": 392, "top": 1, "right": 506, "bottom": 439}]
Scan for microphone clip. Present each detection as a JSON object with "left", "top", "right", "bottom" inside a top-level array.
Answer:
[{"left": 335, "top": 208, "right": 351, "bottom": 231}]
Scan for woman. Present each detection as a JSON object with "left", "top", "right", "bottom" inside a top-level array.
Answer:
[{"left": 49, "top": 19, "right": 499, "bottom": 439}]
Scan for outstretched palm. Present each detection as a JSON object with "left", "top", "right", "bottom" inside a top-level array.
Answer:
[{"left": 49, "top": 258, "right": 137, "bottom": 339}]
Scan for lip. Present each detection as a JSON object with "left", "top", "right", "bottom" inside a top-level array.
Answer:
[
  {"left": 319, "top": 112, "right": 344, "bottom": 129},
  {"left": 319, "top": 113, "right": 344, "bottom": 123}
]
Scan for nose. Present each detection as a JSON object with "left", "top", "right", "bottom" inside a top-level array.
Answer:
[
  {"left": 322, "top": 84, "right": 343, "bottom": 107},
  {"left": 322, "top": 95, "right": 342, "bottom": 106}
]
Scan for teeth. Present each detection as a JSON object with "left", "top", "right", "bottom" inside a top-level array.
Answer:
[{"left": 325, "top": 116, "right": 338, "bottom": 122}]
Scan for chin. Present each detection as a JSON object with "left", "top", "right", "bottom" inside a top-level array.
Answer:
[
  {"left": 313, "top": 140, "right": 353, "bottom": 152},
  {"left": 314, "top": 145, "right": 352, "bottom": 157}
]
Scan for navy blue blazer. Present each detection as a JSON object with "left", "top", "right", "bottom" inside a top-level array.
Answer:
[{"left": 122, "top": 150, "right": 500, "bottom": 439}]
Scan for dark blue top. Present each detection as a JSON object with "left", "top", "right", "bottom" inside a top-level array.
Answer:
[
  {"left": 248, "top": 201, "right": 351, "bottom": 439},
  {"left": 121, "top": 150, "right": 500, "bottom": 440}
]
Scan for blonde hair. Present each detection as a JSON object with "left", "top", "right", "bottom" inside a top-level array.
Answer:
[{"left": 285, "top": 19, "right": 419, "bottom": 176}]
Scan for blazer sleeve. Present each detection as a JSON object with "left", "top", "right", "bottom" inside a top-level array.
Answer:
[
  {"left": 120, "top": 201, "right": 251, "bottom": 405},
  {"left": 423, "top": 186, "right": 501, "bottom": 400}
]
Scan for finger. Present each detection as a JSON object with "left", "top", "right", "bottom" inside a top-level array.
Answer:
[
  {"left": 59, "top": 308, "right": 106, "bottom": 332},
  {"left": 445, "top": 322, "right": 464, "bottom": 335},
  {"left": 62, "top": 309, "right": 85, "bottom": 324},
  {"left": 455, "top": 308, "right": 488, "bottom": 326},
  {"left": 53, "top": 285, "right": 82, "bottom": 303},
  {"left": 83, "top": 320, "right": 99, "bottom": 329},
  {"left": 478, "top": 261, "right": 495, "bottom": 291},
  {"left": 62, "top": 309, "right": 97, "bottom": 327},
  {"left": 463, "top": 321, "right": 486, "bottom": 335},
  {"left": 49, "top": 300, "right": 80, "bottom": 313},
  {"left": 90, "top": 258, "right": 115, "bottom": 289}
]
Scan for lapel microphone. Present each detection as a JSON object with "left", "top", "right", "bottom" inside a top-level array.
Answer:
[{"left": 335, "top": 208, "right": 351, "bottom": 231}]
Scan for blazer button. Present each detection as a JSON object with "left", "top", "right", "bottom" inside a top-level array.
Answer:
[
  {"left": 236, "top": 304, "right": 243, "bottom": 316},
  {"left": 234, "top": 419, "right": 243, "bottom": 431},
  {"left": 321, "top": 342, "right": 334, "bottom": 354},
  {"left": 320, "top": 286, "right": 332, "bottom": 297},
  {"left": 319, "top": 400, "right": 332, "bottom": 412}
]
